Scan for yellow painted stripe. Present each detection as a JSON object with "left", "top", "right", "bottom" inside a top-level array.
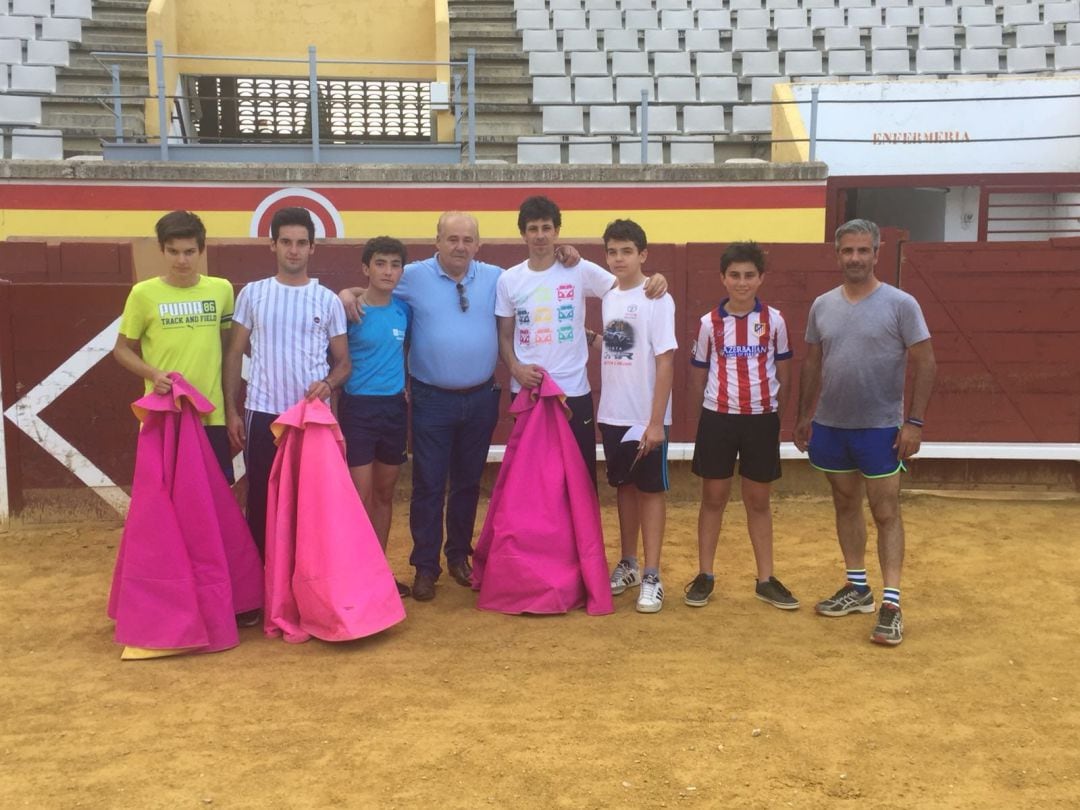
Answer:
[
  {"left": 771, "top": 83, "right": 811, "bottom": 164},
  {"left": 3, "top": 207, "right": 825, "bottom": 243}
]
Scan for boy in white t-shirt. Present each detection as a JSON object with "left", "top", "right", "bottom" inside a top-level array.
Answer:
[{"left": 595, "top": 220, "right": 677, "bottom": 614}]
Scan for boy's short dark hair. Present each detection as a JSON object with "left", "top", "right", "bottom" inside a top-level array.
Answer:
[
  {"left": 720, "top": 241, "right": 766, "bottom": 275},
  {"left": 602, "top": 219, "right": 648, "bottom": 252},
  {"left": 155, "top": 210, "right": 206, "bottom": 251},
  {"left": 270, "top": 207, "right": 316, "bottom": 242},
  {"left": 517, "top": 195, "right": 562, "bottom": 232},
  {"left": 362, "top": 236, "right": 408, "bottom": 267}
]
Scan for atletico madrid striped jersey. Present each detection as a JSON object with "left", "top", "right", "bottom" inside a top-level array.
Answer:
[{"left": 690, "top": 299, "right": 792, "bottom": 415}]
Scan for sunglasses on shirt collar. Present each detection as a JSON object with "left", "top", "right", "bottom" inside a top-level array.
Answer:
[{"left": 456, "top": 281, "right": 469, "bottom": 313}]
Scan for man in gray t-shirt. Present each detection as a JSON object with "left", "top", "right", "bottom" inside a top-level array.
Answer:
[{"left": 794, "top": 219, "right": 936, "bottom": 648}]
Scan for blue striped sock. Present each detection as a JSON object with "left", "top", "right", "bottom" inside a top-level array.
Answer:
[
  {"left": 846, "top": 568, "right": 869, "bottom": 594},
  {"left": 882, "top": 588, "right": 901, "bottom": 608}
]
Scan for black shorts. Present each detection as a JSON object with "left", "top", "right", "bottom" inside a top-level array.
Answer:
[
  {"left": 691, "top": 408, "right": 781, "bottom": 484},
  {"left": 599, "top": 423, "right": 669, "bottom": 493},
  {"left": 338, "top": 392, "right": 408, "bottom": 468},
  {"left": 204, "top": 425, "right": 235, "bottom": 484}
]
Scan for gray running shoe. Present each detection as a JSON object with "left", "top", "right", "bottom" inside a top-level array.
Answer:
[
  {"left": 610, "top": 559, "right": 641, "bottom": 595},
  {"left": 871, "top": 604, "right": 904, "bottom": 646},
  {"left": 815, "top": 583, "right": 875, "bottom": 616},
  {"left": 754, "top": 576, "right": 800, "bottom": 610},
  {"left": 683, "top": 573, "right": 715, "bottom": 607}
]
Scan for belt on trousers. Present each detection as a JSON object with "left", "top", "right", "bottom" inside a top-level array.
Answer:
[{"left": 411, "top": 376, "right": 494, "bottom": 395}]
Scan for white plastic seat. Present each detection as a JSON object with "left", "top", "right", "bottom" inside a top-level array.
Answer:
[
  {"left": 543, "top": 105, "right": 585, "bottom": 134},
  {"left": 884, "top": 7, "right": 920, "bottom": 27},
  {"left": 829, "top": 49, "right": 868, "bottom": 74},
  {"left": 965, "top": 25, "right": 1003, "bottom": 49},
  {"left": 919, "top": 26, "right": 957, "bottom": 49},
  {"left": 1015, "top": 24, "right": 1056, "bottom": 49},
  {"left": 0, "top": 95, "right": 42, "bottom": 126},
  {"left": 1069, "top": 23, "right": 1080, "bottom": 46},
  {"left": 774, "top": 9, "right": 809, "bottom": 27},
  {"left": 550, "top": 0, "right": 583, "bottom": 7},
  {"left": 1006, "top": 46, "right": 1048, "bottom": 72},
  {"left": 654, "top": 51, "right": 694, "bottom": 75},
  {"left": 530, "top": 52, "right": 567, "bottom": 75},
  {"left": 684, "top": 29, "right": 722, "bottom": 51},
  {"left": 26, "top": 40, "right": 70, "bottom": 68},
  {"left": 515, "top": 0, "right": 546, "bottom": 9},
  {"left": 785, "top": 49, "right": 825, "bottom": 74},
  {"left": 699, "top": 74, "right": 740, "bottom": 102},
  {"left": 589, "top": 9, "right": 624, "bottom": 30},
  {"left": 960, "top": 47, "right": 1001, "bottom": 72},
  {"left": 767, "top": 0, "right": 800, "bottom": 8},
  {"left": 568, "top": 135, "right": 613, "bottom": 164},
  {"left": 913, "top": 0, "right": 948, "bottom": 6},
  {"left": 563, "top": 29, "right": 599, "bottom": 50},
  {"left": 871, "top": 26, "right": 910, "bottom": 50},
  {"left": 872, "top": 49, "right": 912, "bottom": 73},
  {"left": 0, "top": 38, "right": 22, "bottom": 64},
  {"left": 616, "top": 75, "right": 656, "bottom": 102},
  {"left": 517, "top": 136, "right": 563, "bottom": 164},
  {"left": 840, "top": 0, "right": 873, "bottom": 6},
  {"left": 617, "top": 136, "right": 663, "bottom": 165},
  {"left": 13, "top": 0, "right": 49, "bottom": 13},
  {"left": 1045, "top": 3, "right": 1080, "bottom": 24},
  {"left": 825, "top": 27, "right": 863, "bottom": 49},
  {"left": 621, "top": 0, "right": 653, "bottom": 8},
  {"left": 553, "top": 9, "right": 588, "bottom": 29},
  {"left": 741, "top": 50, "right": 782, "bottom": 75},
  {"left": 1003, "top": 5, "right": 1041, "bottom": 26},
  {"left": 635, "top": 104, "right": 679, "bottom": 133},
  {"left": 811, "top": 8, "right": 847, "bottom": 29},
  {"left": 737, "top": 9, "right": 772, "bottom": 28},
  {"left": 730, "top": 0, "right": 764, "bottom": 10},
  {"left": 53, "top": 0, "right": 93, "bottom": 17},
  {"left": 732, "top": 28, "right": 770, "bottom": 51},
  {"left": 923, "top": 6, "right": 958, "bottom": 26},
  {"left": 40, "top": 17, "right": 83, "bottom": 42},
  {"left": 0, "top": 16, "right": 35, "bottom": 39},
  {"left": 523, "top": 30, "right": 558, "bottom": 51},
  {"left": 682, "top": 104, "right": 728, "bottom": 133},
  {"left": 533, "top": 76, "right": 573, "bottom": 103},
  {"left": 669, "top": 136, "right": 715, "bottom": 164},
  {"left": 697, "top": 10, "right": 733, "bottom": 30},
  {"left": 625, "top": 9, "right": 660, "bottom": 29},
  {"left": 589, "top": 104, "right": 632, "bottom": 133},
  {"left": 657, "top": 75, "right": 698, "bottom": 102},
  {"left": 661, "top": 9, "right": 696, "bottom": 28},
  {"left": 585, "top": 0, "right": 619, "bottom": 11},
  {"left": 696, "top": 51, "right": 735, "bottom": 74},
  {"left": 875, "top": 0, "right": 909, "bottom": 8},
  {"left": 612, "top": 51, "right": 650, "bottom": 75},
  {"left": 778, "top": 28, "right": 815, "bottom": 51},
  {"left": 751, "top": 75, "right": 789, "bottom": 101},
  {"left": 951, "top": 0, "right": 986, "bottom": 6},
  {"left": 915, "top": 48, "right": 956, "bottom": 72},
  {"left": 657, "top": 0, "right": 691, "bottom": 8},
  {"left": 693, "top": 0, "right": 727, "bottom": 9},
  {"left": 575, "top": 76, "right": 615, "bottom": 102},
  {"left": 644, "top": 29, "right": 681, "bottom": 51},
  {"left": 1055, "top": 44, "right": 1080, "bottom": 70},
  {"left": 516, "top": 10, "right": 550, "bottom": 30},
  {"left": 0, "top": 66, "right": 7, "bottom": 93},
  {"left": 847, "top": 8, "right": 882, "bottom": 27},
  {"left": 603, "top": 29, "right": 640, "bottom": 51},
  {"left": 10, "top": 64, "right": 56, "bottom": 93},
  {"left": 570, "top": 50, "right": 609, "bottom": 75},
  {"left": 12, "top": 128, "right": 63, "bottom": 160},
  {"left": 803, "top": 0, "right": 836, "bottom": 7},
  {"left": 732, "top": 104, "right": 772, "bottom": 133},
  {"left": 960, "top": 6, "right": 997, "bottom": 26}
]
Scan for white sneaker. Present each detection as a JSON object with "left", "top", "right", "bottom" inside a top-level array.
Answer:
[
  {"left": 610, "top": 559, "right": 641, "bottom": 595},
  {"left": 636, "top": 574, "right": 664, "bottom": 614}
]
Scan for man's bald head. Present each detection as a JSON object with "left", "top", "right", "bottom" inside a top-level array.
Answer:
[
  {"left": 435, "top": 211, "right": 482, "bottom": 279},
  {"left": 437, "top": 211, "right": 480, "bottom": 239}
]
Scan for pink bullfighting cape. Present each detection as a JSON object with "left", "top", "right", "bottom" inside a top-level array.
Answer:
[
  {"left": 263, "top": 397, "right": 405, "bottom": 643},
  {"left": 108, "top": 374, "right": 263, "bottom": 655},
  {"left": 471, "top": 374, "right": 613, "bottom": 616}
]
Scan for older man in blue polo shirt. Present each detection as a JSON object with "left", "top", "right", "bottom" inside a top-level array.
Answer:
[{"left": 341, "top": 212, "right": 577, "bottom": 601}]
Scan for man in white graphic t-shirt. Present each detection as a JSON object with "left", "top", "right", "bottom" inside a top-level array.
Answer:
[{"left": 223, "top": 207, "right": 351, "bottom": 558}]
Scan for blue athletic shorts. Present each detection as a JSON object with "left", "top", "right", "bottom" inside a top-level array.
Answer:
[{"left": 808, "top": 421, "right": 905, "bottom": 478}]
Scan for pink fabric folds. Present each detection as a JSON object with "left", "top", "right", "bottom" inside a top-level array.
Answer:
[
  {"left": 263, "top": 397, "right": 405, "bottom": 643},
  {"left": 108, "top": 374, "right": 263, "bottom": 654},
  {"left": 472, "top": 374, "right": 613, "bottom": 616}
]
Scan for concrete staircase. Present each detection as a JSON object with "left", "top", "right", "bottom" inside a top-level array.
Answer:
[
  {"left": 44, "top": 0, "right": 150, "bottom": 156},
  {"left": 448, "top": 0, "right": 534, "bottom": 163}
]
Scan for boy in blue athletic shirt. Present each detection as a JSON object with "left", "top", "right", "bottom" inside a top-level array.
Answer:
[{"left": 340, "top": 236, "right": 412, "bottom": 597}]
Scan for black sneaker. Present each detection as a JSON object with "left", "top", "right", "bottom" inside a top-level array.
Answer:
[
  {"left": 396, "top": 580, "right": 412, "bottom": 599},
  {"left": 870, "top": 604, "right": 904, "bottom": 646},
  {"left": 236, "top": 609, "right": 262, "bottom": 628},
  {"left": 754, "top": 576, "right": 800, "bottom": 610},
  {"left": 683, "top": 573, "right": 715, "bottom": 607}
]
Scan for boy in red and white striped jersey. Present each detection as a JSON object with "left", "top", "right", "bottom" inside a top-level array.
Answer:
[{"left": 683, "top": 242, "right": 799, "bottom": 611}]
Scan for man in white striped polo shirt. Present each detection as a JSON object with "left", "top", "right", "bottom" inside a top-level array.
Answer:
[{"left": 223, "top": 207, "right": 351, "bottom": 556}]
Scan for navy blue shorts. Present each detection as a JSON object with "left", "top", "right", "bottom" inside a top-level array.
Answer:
[
  {"left": 808, "top": 421, "right": 905, "bottom": 478},
  {"left": 339, "top": 392, "right": 408, "bottom": 467},
  {"left": 599, "top": 423, "right": 669, "bottom": 493}
]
